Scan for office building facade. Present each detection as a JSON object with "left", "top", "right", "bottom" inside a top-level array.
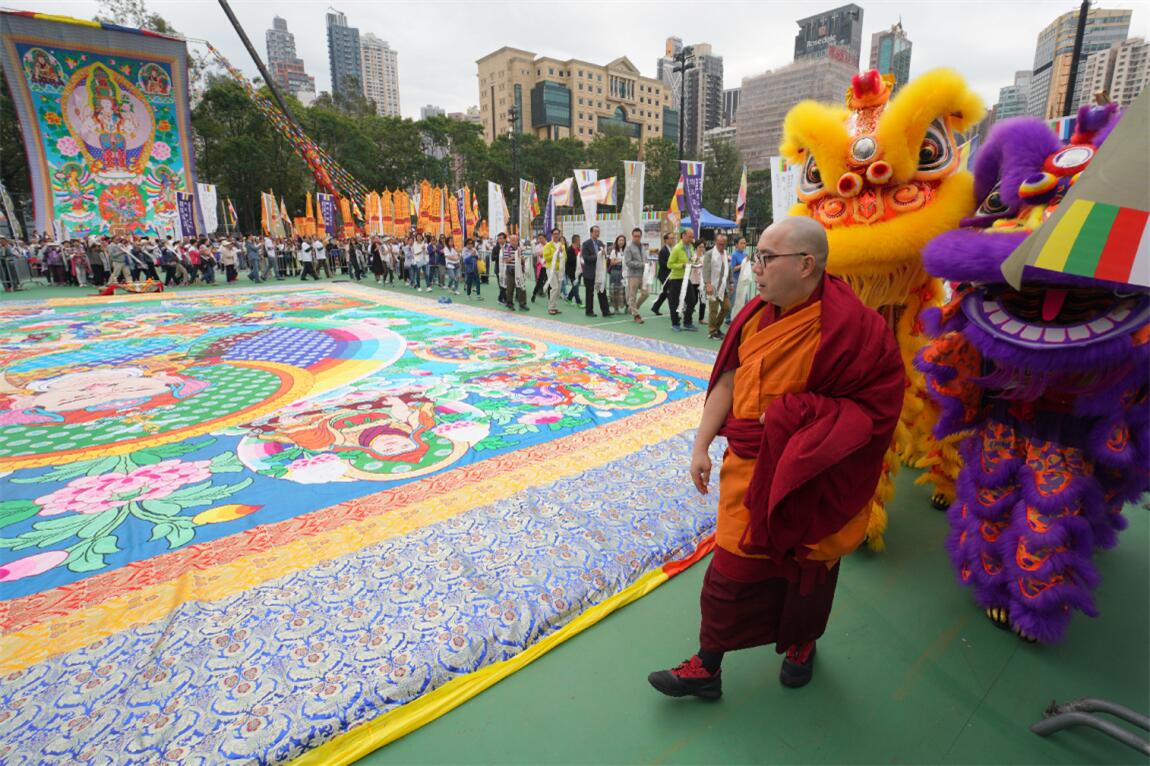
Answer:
[
  {"left": 794, "top": 4, "right": 864, "bottom": 67},
  {"left": 1027, "top": 7, "right": 1131, "bottom": 119},
  {"left": 477, "top": 47, "right": 675, "bottom": 150},
  {"left": 265, "top": 16, "right": 315, "bottom": 103},
  {"left": 869, "top": 21, "right": 912, "bottom": 92}
]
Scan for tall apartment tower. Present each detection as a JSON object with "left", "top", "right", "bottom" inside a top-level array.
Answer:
[
  {"left": 326, "top": 9, "right": 362, "bottom": 99},
  {"left": 869, "top": 20, "right": 912, "bottom": 92},
  {"left": 360, "top": 33, "right": 400, "bottom": 117},
  {"left": 265, "top": 16, "right": 316, "bottom": 104}
]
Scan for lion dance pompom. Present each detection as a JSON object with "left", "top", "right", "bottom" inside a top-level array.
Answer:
[{"left": 916, "top": 103, "right": 1148, "bottom": 643}]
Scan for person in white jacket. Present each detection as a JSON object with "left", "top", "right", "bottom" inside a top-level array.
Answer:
[{"left": 701, "top": 234, "right": 731, "bottom": 340}]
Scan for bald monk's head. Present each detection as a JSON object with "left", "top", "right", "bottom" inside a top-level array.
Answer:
[{"left": 752, "top": 216, "right": 828, "bottom": 310}]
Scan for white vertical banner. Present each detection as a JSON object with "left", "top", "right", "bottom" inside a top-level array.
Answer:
[
  {"left": 574, "top": 168, "right": 598, "bottom": 239},
  {"left": 769, "top": 157, "right": 801, "bottom": 224},
  {"left": 620, "top": 161, "right": 645, "bottom": 236},
  {"left": 196, "top": 182, "right": 219, "bottom": 234},
  {"left": 488, "top": 181, "right": 506, "bottom": 238}
]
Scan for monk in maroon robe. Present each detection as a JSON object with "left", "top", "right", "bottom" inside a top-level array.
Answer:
[{"left": 649, "top": 217, "right": 904, "bottom": 699}]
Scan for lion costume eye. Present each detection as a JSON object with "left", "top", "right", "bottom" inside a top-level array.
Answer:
[
  {"left": 976, "top": 183, "right": 1009, "bottom": 217},
  {"left": 800, "top": 154, "right": 824, "bottom": 195},
  {"left": 917, "top": 119, "right": 953, "bottom": 173}
]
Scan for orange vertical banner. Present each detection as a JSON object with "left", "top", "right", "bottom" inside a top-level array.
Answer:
[
  {"left": 340, "top": 197, "right": 355, "bottom": 238},
  {"left": 417, "top": 181, "right": 432, "bottom": 233},
  {"left": 304, "top": 193, "right": 316, "bottom": 237}
]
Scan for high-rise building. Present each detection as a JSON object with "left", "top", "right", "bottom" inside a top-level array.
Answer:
[
  {"left": 326, "top": 9, "right": 362, "bottom": 99},
  {"left": 360, "top": 34, "right": 400, "bottom": 117},
  {"left": 1110, "top": 37, "right": 1149, "bottom": 106},
  {"left": 476, "top": 47, "right": 675, "bottom": 150},
  {"left": 794, "top": 4, "right": 864, "bottom": 67},
  {"left": 265, "top": 16, "right": 316, "bottom": 103},
  {"left": 702, "top": 125, "right": 737, "bottom": 156},
  {"left": 1027, "top": 6, "right": 1131, "bottom": 119},
  {"left": 656, "top": 36, "right": 684, "bottom": 110},
  {"left": 420, "top": 104, "right": 446, "bottom": 120},
  {"left": 681, "top": 43, "right": 724, "bottom": 158},
  {"left": 869, "top": 20, "right": 912, "bottom": 92},
  {"left": 994, "top": 70, "right": 1034, "bottom": 121},
  {"left": 736, "top": 56, "right": 857, "bottom": 172},
  {"left": 722, "top": 87, "right": 741, "bottom": 126},
  {"left": 1079, "top": 47, "right": 1118, "bottom": 104}
]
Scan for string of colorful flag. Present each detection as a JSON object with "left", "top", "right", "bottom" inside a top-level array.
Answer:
[{"left": 204, "top": 42, "right": 369, "bottom": 202}]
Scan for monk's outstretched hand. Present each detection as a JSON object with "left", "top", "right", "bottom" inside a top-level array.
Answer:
[{"left": 690, "top": 448, "right": 712, "bottom": 495}]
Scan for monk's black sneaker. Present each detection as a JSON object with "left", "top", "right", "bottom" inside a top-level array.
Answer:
[
  {"left": 780, "top": 643, "right": 816, "bottom": 688},
  {"left": 648, "top": 655, "right": 722, "bottom": 700}
]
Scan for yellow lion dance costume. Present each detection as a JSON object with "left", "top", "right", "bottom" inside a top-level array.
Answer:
[{"left": 780, "top": 69, "right": 985, "bottom": 550}]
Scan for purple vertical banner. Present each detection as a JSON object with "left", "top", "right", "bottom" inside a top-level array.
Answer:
[
  {"left": 542, "top": 184, "right": 555, "bottom": 239},
  {"left": 680, "top": 161, "right": 705, "bottom": 238},
  {"left": 176, "top": 192, "right": 198, "bottom": 239},
  {"left": 319, "top": 194, "right": 337, "bottom": 237},
  {"left": 456, "top": 189, "right": 467, "bottom": 240}
]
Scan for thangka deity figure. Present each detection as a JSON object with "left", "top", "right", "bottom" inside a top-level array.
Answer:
[
  {"left": 62, "top": 62, "right": 154, "bottom": 180},
  {"left": 144, "top": 165, "right": 180, "bottom": 217},
  {"left": 53, "top": 163, "right": 95, "bottom": 220},
  {"left": 27, "top": 48, "right": 64, "bottom": 86},
  {"left": 779, "top": 69, "right": 985, "bottom": 549},
  {"left": 916, "top": 103, "right": 1148, "bottom": 643}
]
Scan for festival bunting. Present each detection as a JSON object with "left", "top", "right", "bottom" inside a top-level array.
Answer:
[
  {"left": 204, "top": 42, "right": 366, "bottom": 201},
  {"left": 279, "top": 198, "right": 291, "bottom": 238},
  {"left": 735, "top": 165, "right": 748, "bottom": 226},
  {"left": 318, "top": 193, "right": 337, "bottom": 237},
  {"left": 592, "top": 177, "right": 618, "bottom": 206},
  {"left": 680, "top": 161, "right": 704, "bottom": 238},
  {"left": 575, "top": 169, "right": 599, "bottom": 237},
  {"left": 667, "top": 174, "right": 685, "bottom": 227},
  {"left": 226, "top": 198, "right": 239, "bottom": 230}
]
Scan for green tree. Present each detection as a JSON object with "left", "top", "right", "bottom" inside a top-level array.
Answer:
[
  {"left": 745, "top": 168, "right": 773, "bottom": 233},
  {"left": 642, "top": 137, "right": 679, "bottom": 213},
  {"left": 0, "top": 71, "right": 30, "bottom": 200},
  {"left": 702, "top": 137, "right": 743, "bottom": 220},
  {"left": 192, "top": 78, "right": 309, "bottom": 230}
]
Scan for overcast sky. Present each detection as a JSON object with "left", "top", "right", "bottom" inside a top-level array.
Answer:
[{"left": 9, "top": 0, "right": 1149, "bottom": 118}]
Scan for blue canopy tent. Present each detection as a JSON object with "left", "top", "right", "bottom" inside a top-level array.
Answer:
[{"left": 680, "top": 208, "right": 738, "bottom": 229}]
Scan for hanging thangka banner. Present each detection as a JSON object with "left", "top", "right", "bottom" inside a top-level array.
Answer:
[{"left": 0, "top": 11, "right": 199, "bottom": 239}]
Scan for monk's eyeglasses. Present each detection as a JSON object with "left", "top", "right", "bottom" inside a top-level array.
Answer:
[{"left": 752, "top": 251, "right": 808, "bottom": 266}]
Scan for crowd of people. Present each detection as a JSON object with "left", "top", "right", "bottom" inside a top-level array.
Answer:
[{"left": 2, "top": 227, "right": 755, "bottom": 341}]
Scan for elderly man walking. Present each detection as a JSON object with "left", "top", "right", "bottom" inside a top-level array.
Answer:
[{"left": 623, "top": 227, "right": 649, "bottom": 324}]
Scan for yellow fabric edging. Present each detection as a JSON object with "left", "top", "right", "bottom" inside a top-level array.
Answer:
[{"left": 291, "top": 566, "right": 673, "bottom": 766}]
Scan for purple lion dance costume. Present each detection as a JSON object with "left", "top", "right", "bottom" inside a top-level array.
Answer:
[{"left": 916, "top": 103, "right": 1150, "bottom": 643}]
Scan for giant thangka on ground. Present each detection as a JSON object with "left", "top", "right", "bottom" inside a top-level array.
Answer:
[
  {"left": 0, "top": 12, "right": 198, "bottom": 239},
  {"left": 0, "top": 285, "right": 717, "bottom": 763}
]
